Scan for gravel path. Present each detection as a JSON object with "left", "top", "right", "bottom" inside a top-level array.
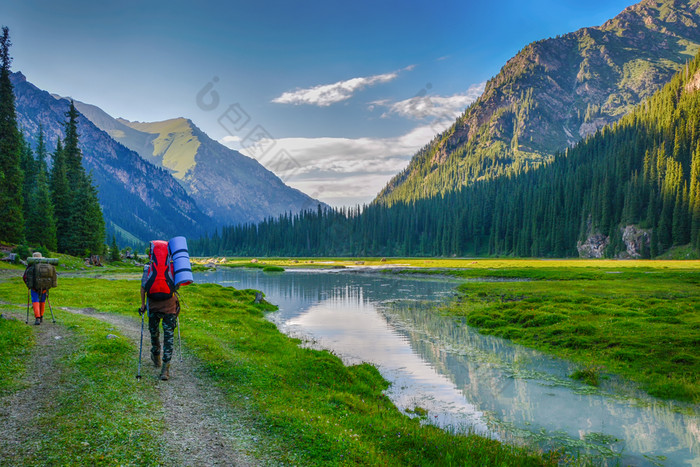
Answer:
[
  {"left": 62, "top": 306, "right": 259, "bottom": 466},
  {"left": 0, "top": 306, "right": 74, "bottom": 465},
  {"left": 0, "top": 299, "right": 266, "bottom": 466}
]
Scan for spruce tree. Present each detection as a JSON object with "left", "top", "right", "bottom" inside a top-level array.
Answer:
[
  {"left": 82, "top": 173, "right": 105, "bottom": 255},
  {"left": 58, "top": 102, "right": 105, "bottom": 256},
  {"left": 0, "top": 26, "right": 24, "bottom": 243},
  {"left": 50, "top": 138, "right": 70, "bottom": 252},
  {"left": 26, "top": 127, "right": 57, "bottom": 250},
  {"left": 110, "top": 234, "right": 120, "bottom": 262},
  {"left": 63, "top": 100, "right": 82, "bottom": 187},
  {"left": 20, "top": 135, "right": 35, "bottom": 236}
]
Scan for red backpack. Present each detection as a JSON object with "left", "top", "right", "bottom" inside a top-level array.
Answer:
[{"left": 144, "top": 240, "right": 176, "bottom": 300}]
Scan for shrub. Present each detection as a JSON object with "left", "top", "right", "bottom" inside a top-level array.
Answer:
[{"left": 11, "top": 244, "right": 30, "bottom": 263}]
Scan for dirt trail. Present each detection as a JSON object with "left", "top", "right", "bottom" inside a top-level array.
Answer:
[
  {"left": 0, "top": 301, "right": 264, "bottom": 466},
  {"left": 0, "top": 308, "right": 73, "bottom": 464},
  {"left": 62, "top": 306, "right": 259, "bottom": 466}
]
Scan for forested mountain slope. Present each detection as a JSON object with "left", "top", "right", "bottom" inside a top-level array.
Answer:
[
  {"left": 193, "top": 52, "right": 700, "bottom": 258},
  {"left": 74, "top": 101, "right": 323, "bottom": 225},
  {"left": 377, "top": 0, "right": 700, "bottom": 205},
  {"left": 11, "top": 72, "right": 211, "bottom": 244}
]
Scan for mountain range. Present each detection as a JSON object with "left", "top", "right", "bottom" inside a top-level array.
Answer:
[
  {"left": 11, "top": 73, "right": 322, "bottom": 246},
  {"left": 11, "top": 72, "right": 210, "bottom": 245},
  {"left": 377, "top": 0, "right": 700, "bottom": 205},
  {"left": 72, "top": 101, "right": 321, "bottom": 224}
]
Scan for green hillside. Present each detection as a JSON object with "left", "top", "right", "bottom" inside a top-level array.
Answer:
[
  {"left": 377, "top": 0, "right": 700, "bottom": 206},
  {"left": 118, "top": 118, "right": 199, "bottom": 180}
]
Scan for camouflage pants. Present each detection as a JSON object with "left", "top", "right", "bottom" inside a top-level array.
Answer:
[{"left": 149, "top": 312, "right": 178, "bottom": 363}]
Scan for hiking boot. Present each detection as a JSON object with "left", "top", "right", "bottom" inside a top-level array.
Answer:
[
  {"left": 34, "top": 317, "right": 41, "bottom": 325},
  {"left": 150, "top": 351, "right": 161, "bottom": 367},
  {"left": 160, "top": 362, "right": 170, "bottom": 381},
  {"left": 39, "top": 316, "right": 43, "bottom": 323}
]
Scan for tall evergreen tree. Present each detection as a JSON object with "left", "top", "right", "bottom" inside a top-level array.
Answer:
[
  {"left": 0, "top": 26, "right": 24, "bottom": 243},
  {"left": 60, "top": 101, "right": 105, "bottom": 256},
  {"left": 63, "top": 100, "right": 83, "bottom": 187},
  {"left": 50, "top": 138, "right": 70, "bottom": 252},
  {"left": 26, "top": 127, "right": 57, "bottom": 250},
  {"left": 110, "top": 234, "right": 120, "bottom": 262},
  {"left": 20, "top": 135, "right": 35, "bottom": 236}
]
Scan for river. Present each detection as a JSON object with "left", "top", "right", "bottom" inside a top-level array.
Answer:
[{"left": 193, "top": 267, "right": 699, "bottom": 466}]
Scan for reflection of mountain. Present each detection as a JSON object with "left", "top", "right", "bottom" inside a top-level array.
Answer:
[
  {"left": 381, "top": 300, "right": 699, "bottom": 464},
  {"left": 193, "top": 269, "right": 456, "bottom": 322},
  {"left": 198, "top": 268, "right": 698, "bottom": 464}
]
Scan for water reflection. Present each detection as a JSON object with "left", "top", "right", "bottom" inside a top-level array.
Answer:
[{"left": 194, "top": 268, "right": 699, "bottom": 466}]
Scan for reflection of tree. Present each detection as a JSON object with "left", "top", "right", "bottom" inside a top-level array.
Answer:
[
  {"left": 380, "top": 300, "right": 700, "bottom": 463},
  {"left": 194, "top": 269, "right": 698, "bottom": 463},
  {"left": 196, "top": 269, "right": 455, "bottom": 321}
]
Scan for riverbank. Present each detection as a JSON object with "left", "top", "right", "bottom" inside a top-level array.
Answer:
[
  {"left": 0, "top": 270, "right": 558, "bottom": 465},
  {"left": 203, "top": 257, "right": 700, "bottom": 402},
  {"left": 434, "top": 265, "right": 700, "bottom": 404}
]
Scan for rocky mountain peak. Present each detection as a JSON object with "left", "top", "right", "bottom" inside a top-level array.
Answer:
[{"left": 376, "top": 0, "right": 700, "bottom": 206}]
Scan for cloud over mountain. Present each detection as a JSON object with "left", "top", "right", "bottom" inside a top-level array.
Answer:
[
  {"left": 221, "top": 120, "right": 456, "bottom": 206},
  {"left": 272, "top": 67, "right": 412, "bottom": 106},
  {"left": 374, "top": 82, "right": 486, "bottom": 120}
]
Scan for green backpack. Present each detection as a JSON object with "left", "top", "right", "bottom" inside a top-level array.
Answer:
[{"left": 23, "top": 263, "right": 57, "bottom": 291}]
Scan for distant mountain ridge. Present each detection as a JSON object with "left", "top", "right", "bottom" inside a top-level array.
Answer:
[
  {"left": 74, "top": 101, "right": 323, "bottom": 225},
  {"left": 377, "top": 0, "right": 700, "bottom": 205},
  {"left": 11, "top": 72, "right": 211, "bottom": 245}
]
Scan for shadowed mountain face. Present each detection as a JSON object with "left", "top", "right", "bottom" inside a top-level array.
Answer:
[
  {"left": 377, "top": 0, "right": 700, "bottom": 205},
  {"left": 74, "top": 101, "right": 323, "bottom": 225},
  {"left": 11, "top": 72, "right": 211, "bottom": 244}
]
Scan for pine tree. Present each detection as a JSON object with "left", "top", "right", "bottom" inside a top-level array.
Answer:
[
  {"left": 20, "top": 135, "right": 35, "bottom": 236},
  {"left": 65, "top": 172, "right": 105, "bottom": 257},
  {"left": 690, "top": 141, "right": 700, "bottom": 248},
  {"left": 82, "top": 173, "right": 105, "bottom": 255},
  {"left": 0, "top": 26, "right": 24, "bottom": 243},
  {"left": 26, "top": 127, "right": 57, "bottom": 250},
  {"left": 50, "top": 138, "right": 70, "bottom": 252},
  {"left": 63, "top": 100, "right": 83, "bottom": 187},
  {"left": 59, "top": 102, "right": 105, "bottom": 256},
  {"left": 110, "top": 234, "right": 120, "bottom": 262}
]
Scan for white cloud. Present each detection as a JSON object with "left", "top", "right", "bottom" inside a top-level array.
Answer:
[
  {"left": 223, "top": 80, "right": 486, "bottom": 206},
  {"left": 220, "top": 135, "right": 241, "bottom": 144},
  {"left": 220, "top": 120, "right": 458, "bottom": 207},
  {"left": 375, "top": 82, "right": 486, "bottom": 120},
  {"left": 272, "top": 68, "right": 409, "bottom": 107}
]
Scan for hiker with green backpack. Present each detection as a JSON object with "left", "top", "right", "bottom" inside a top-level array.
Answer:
[{"left": 22, "top": 252, "right": 58, "bottom": 325}]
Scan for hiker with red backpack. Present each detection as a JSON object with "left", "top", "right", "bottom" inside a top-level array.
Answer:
[
  {"left": 139, "top": 237, "right": 193, "bottom": 381},
  {"left": 140, "top": 240, "right": 180, "bottom": 380}
]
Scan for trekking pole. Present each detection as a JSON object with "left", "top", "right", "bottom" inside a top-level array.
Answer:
[
  {"left": 177, "top": 316, "right": 183, "bottom": 363},
  {"left": 46, "top": 291, "right": 56, "bottom": 323},
  {"left": 137, "top": 306, "right": 144, "bottom": 380},
  {"left": 25, "top": 289, "right": 30, "bottom": 324}
]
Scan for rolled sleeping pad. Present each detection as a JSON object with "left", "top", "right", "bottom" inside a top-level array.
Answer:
[
  {"left": 26, "top": 257, "right": 59, "bottom": 265},
  {"left": 168, "top": 236, "right": 193, "bottom": 287}
]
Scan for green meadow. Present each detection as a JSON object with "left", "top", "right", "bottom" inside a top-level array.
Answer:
[
  {"left": 1, "top": 257, "right": 698, "bottom": 465},
  {"left": 0, "top": 270, "right": 557, "bottom": 466},
  {"left": 441, "top": 266, "right": 700, "bottom": 402}
]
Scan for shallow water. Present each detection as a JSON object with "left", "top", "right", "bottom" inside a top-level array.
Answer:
[{"left": 194, "top": 268, "right": 700, "bottom": 466}]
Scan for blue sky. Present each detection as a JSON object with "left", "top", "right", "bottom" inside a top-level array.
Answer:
[{"left": 4, "top": 0, "right": 637, "bottom": 206}]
